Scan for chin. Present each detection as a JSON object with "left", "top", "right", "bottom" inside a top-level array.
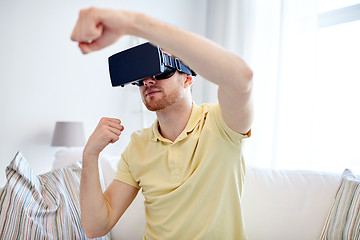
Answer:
[
  {"left": 144, "top": 102, "right": 167, "bottom": 112},
  {"left": 142, "top": 90, "right": 183, "bottom": 112}
]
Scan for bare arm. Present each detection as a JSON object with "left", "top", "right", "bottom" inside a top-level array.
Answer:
[
  {"left": 132, "top": 15, "right": 253, "bottom": 134},
  {"left": 71, "top": 8, "right": 253, "bottom": 133},
  {"left": 80, "top": 118, "right": 138, "bottom": 238}
]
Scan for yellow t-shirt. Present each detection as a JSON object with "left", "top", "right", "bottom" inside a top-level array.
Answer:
[{"left": 115, "top": 103, "right": 249, "bottom": 240}]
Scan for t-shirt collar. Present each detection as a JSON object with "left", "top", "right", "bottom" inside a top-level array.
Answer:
[{"left": 151, "top": 102, "right": 202, "bottom": 143}]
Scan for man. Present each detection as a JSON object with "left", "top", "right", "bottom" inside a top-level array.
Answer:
[{"left": 71, "top": 7, "right": 253, "bottom": 240}]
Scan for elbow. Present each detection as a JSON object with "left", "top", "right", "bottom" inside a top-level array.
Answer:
[
  {"left": 84, "top": 231, "right": 97, "bottom": 239},
  {"left": 82, "top": 218, "right": 110, "bottom": 239},
  {"left": 245, "top": 66, "right": 253, "bottom": 82},
  {"left": 84, "top": 229, "right": 109, "bottom": 239},
  {"left": 232, "top": 54, "right": 253, "bottom": 92},
  {"left": 238, "top": 65, "right": 253, "bottom": 93}
]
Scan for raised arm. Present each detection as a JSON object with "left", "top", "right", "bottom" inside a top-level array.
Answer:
[
  {"left": 130, "top": 13, "right": 253, "bottom": 135},
  {"left": 71, "top": 7, "right": 253, "bottom": 133},
  {"left": 80, "top": 117, "right": 139, "bottom": 238}
]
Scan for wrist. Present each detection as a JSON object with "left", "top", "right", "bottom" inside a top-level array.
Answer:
[
  {"left": 83, "top": 148, "right": 100, "bottom": 162},
  {"left": 128, "top": 11, "right": 150, "bottom": 38}
]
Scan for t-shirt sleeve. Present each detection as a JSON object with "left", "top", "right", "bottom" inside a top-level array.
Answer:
[
  {"left": 114, "top": 145, "right": 140, "bottom": 189},
  {"left": 210, "top": 102, "right": 251, "bottom": 145}
]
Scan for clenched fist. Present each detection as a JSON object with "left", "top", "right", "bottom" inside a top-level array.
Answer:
[
  {"left": 71, "top": 7, "right": 137, "bottom": 54},
  {"left": 83, "top": 117, "right": 124, "bottom": 158}
]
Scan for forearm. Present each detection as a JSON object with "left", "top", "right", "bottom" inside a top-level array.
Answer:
[
  {"left": 72, "top": 8, "right": 252, "bottom": 91},
  {"left": 80, "top": 153, "right": 112, "bottom": 238},
  {"left": 129, "top": 12, "right": 253, "bottom": 92}
]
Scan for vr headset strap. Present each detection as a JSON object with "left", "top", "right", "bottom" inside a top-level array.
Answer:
[{"left": 162, "top": 53, "right": 197, "bottom": 76}]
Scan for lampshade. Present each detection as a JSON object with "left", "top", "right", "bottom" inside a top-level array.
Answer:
[{"left": 51, "top": 121, "right": 86, "bottom": 147}]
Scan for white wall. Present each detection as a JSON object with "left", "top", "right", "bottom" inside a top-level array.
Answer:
[{"left": 0, "top": 0, "right": 208, "bottom": 186}]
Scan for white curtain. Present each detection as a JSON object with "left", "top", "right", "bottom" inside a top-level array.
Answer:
[
  {"left": 203, "top": 0, "right": 360, "bottom": 172},
  {"left": 203, "top": 0, "right": 285, "bottom": 168},
  {"left": 197, "top": 0, "right": 253, "bottom": 104}
]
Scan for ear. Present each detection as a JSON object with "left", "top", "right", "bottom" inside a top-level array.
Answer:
[{"left": 183, "top": 74, "right": 194, "bottom": 89}]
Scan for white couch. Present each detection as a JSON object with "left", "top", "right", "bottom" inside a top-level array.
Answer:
[
  {"left": 55, "top": 149, "right": 341, "bottom": 240},
  {"left": 241, "top": 166, "right": 340, "bottom": 240}
]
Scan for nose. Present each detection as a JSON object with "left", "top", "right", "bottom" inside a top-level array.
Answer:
[{"left": 143, "top": 77, "right": 156, "bottom": 87}]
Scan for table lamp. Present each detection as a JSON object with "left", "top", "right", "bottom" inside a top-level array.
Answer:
[
  {"left": 51, "top": 121, "right": 85, "bottom": 147},
  {"left": 51, "top": 121, "right": 86, "bottom": 169}
]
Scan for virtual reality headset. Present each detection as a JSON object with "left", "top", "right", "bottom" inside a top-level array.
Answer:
[{"left": 108, "top": 42, "right": 197, "bottom": 87}]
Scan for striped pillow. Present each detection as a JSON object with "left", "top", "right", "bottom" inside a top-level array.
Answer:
[
  {"left": 0, "top": 152, "right": 110, "bottom": 240},
  {"left": 320, "top": 169, "right": 360, "bottom": 240}
]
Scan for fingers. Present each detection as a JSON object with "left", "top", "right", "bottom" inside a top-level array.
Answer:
[
  {"left": 108, "top": 122, "right": 124, "bottom": 136},
  {"left": 108, "top": 132, "right": 119, "bottom": 144},
  {"left": 78, "top": 40, "right": 107, "bottom": 54},
  {"left": 83, "top": 117, "right": 124, "bottom": 157},
  {"left": 108, "top": 120, "right": 124, "bottom": 131},
  {"left": 77, "top": 29, "right": 120, "bottom": 54},
  {"left": 71, "top": 7, "right": 131, "bottom": 54},
  {"left": 99, "top": 117, "right": 123, "bottom": 131},
  {"left": 102, "top": 117, "right": 122, "bottom": 126},
  {"left": 98, "top": 117, "right": 124, "bottom": 143},
  {"left": 71, "top": 8, "right": 101, "bottom": 41},
  {"left": 71, "top": 7, "right": 105, "bottom": 54}
]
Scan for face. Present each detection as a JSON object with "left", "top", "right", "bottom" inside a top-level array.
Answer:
[{"left": 139, "top": 72, "right": 187, "bottom": 112}]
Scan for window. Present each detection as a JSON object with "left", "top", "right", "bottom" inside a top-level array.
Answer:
[
  {"left": 318, "top": 0, "right": 360, "bottom": 12},
  {"left": 245, "top": 0, "right": 360, "bottom": 172},
  {"left": 312, "top": 4, "right": 360, "bottom": 172}
]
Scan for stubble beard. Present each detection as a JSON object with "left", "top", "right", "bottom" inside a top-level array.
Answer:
[{"left": 143, "top": 87, "right": 182, "bottom": 112}]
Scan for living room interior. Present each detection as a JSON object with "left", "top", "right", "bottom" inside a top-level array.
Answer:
[{"left": 0, "top": 0, "right": 359, "bottom": 239}]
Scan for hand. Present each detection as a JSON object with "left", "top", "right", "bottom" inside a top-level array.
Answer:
[
  {"left": 71, "top": 7, "right": 136, "bottom": 54},
  {"left": 84, "top": 117, "right": 124, "bottom": 158}
]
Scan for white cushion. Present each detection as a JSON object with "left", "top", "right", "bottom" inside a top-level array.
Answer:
[
  {"left": 242, "top": 166, "right": 341, "bottom": 240},
  {"left": 52, "top": 147, "right": 84, "bottom": 170}
]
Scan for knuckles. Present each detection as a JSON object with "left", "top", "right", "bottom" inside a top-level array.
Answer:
[
  {"left": 99, "top": 117, "right": 109, "bottom": 124},
  {"left": 97, "top": 117, "right": 123, "bottom": 137},
  {"left": 79, "top": 7, "right": 96, "bottom": 17}
]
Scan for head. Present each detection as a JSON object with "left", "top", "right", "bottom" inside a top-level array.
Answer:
[
  {"left": 108, "top": 42, "right": 196, "bottom": 111},
  {"left": 108, "top": 42, "right": 196, "bottom": 88},
  {"left": 139, "top": 71, "right": 194, "bottom": 112}
]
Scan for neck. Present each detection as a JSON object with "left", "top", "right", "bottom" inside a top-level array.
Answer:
[{"left": 156, "top": 96, "right": 193, "bottom": 142}]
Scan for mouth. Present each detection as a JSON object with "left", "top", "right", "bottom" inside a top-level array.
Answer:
[{"left": 145, "top": 89, "right": 161, "bottom": 97}]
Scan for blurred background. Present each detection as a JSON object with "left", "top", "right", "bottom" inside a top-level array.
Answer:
[{"left": 0, "top": 0, "right": 359, "bottom": 186}]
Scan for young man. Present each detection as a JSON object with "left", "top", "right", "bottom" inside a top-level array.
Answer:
[{"left": 71, "top": 7, "right": 253, "bottom": 240}]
